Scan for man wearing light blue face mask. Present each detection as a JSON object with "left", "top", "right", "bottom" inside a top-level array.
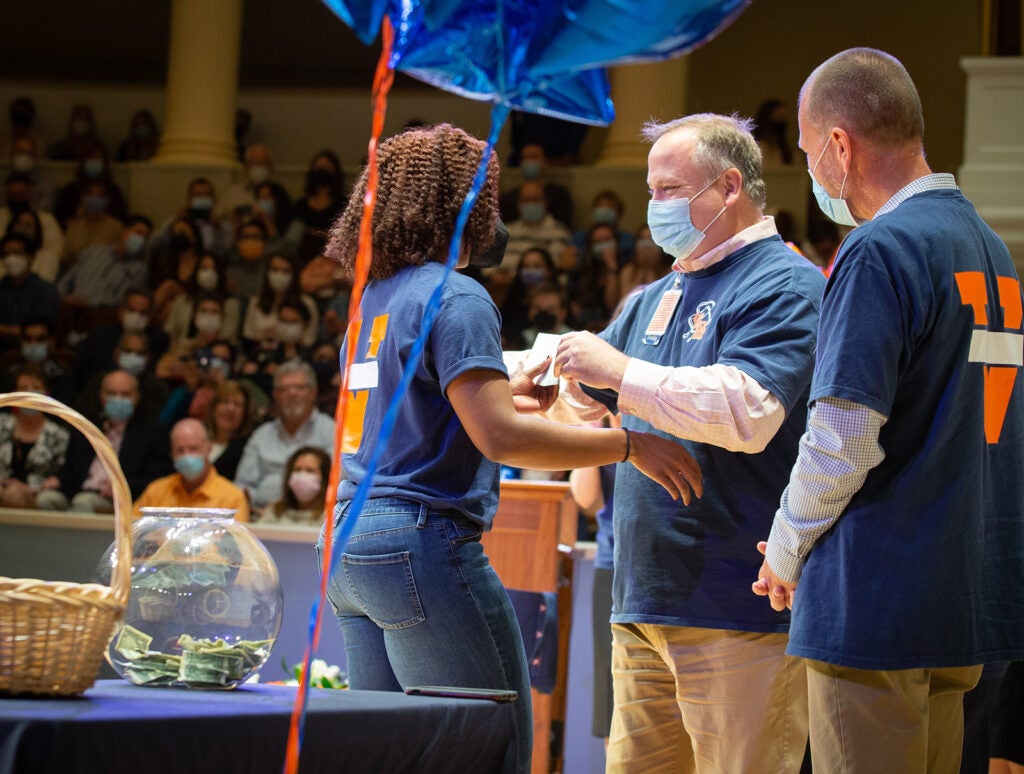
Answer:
[
  {"left": 755, "top": 47, "right": 1024, "bottom": 773},
  {"left": 132, "top": 418, "right": 249, "bottom": 521},
  {"left": 520, "top": 113, "right": 825, "bottom": 772}
]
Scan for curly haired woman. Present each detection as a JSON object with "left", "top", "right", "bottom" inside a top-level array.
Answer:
[{"left": 319, "top": 123, "right": 701, "bottom": 773}]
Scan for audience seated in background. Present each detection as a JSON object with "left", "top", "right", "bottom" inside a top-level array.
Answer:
[
  {"left": 157, "top": 294, "right": 230, "bottom": 382},
  {"left": 5, "top": 136, "right": 55, "bottom": 212},
  {"left": 498, "top": 246, "right": 558, "bottom": 349},
  {"left": 567, "top": 221, "right": 623, "bottom": 332},
  {"left": 570, "top": 189, "right": 635, "bottom": 265},
  {"left": 309, "top": 342, "right": 340, "bottom": 417},
  {"left": 116, "top": 109, "right": 159, "bottom": 162},
  {"left": 496, "top": 180, "right": 572, "bottom": 296},
  {"left": 163, "top": 252, "right": 241, "bottom": 344},
  {"left": 133, "top": 417, "right": 250, "bottom": 521},
  {"left": 0, "top": 232, "right": 60, "bottom": 356},
  {"left": 616, "top": 223, "right": 672, "bottom": 310},
  {"left": 241, "top": 253, "right": 320, "bottom": 350},
  {"left": 499, "top": 142, "right": 574, "bottom": 229},
  {"left": 61, "top": 179, "right": 125, "bottom": 269},
  {"left": 203, "top": 379, "right": 258, "bottom": 481},
  {"left": 149, "top": 177, "right": 233, "bottom": 265},
  {"left": 240, "top": 298, "right": 314, "bottom": 397},
  {"left": 251, "top": 181, "right": 302, "bottom": 260},
  {"left": 158, "top": 340, "right": 236, "bottom": 428},
  {"left": 75, "top": 331, "right": 170, "bottom": 422},
  {"left": 258, "top": 445, "right": 330, "bottom": 525},
  {"left": 223, "top": 143, "right": 290, "bottom": 223},
  {"left": 150, "top": 215, "right": 203, "bottom": 325},
  {"left": 53, "top": 140, "right": 129, "bottom": 227},
  {"left": 521, "top": 282, "right": 572, "bottom": 348},
  {"left": 58, "top": 213, "right": 151, "bottom": 312},
  {"left": 225, "top": 218, "right": 269, "bottom": 298},
  {"left": 48, "top": 104, "right": 99, "bottom": 163},
  {"left": 58, "top": 369, "right": 172, "bottom": 512},
  {"left": 0, "top": 364, "right": 70, "bottom": 510},
  {"left": 1, "top": 319, "right": 78, "bottom": 407},
  {"left": 2, "top": 97, "right": 46, "bottom": 159},
  {"left": 234, "top": 360, "right": 334, "bottom": 512},
  {"left": 1, "top": 174, "right": 63, "bottom": 281},
  {"left": 294, "top": 150, "right": 346, "bottom": 261},
  {"left": 73, "top": 288, "right": 169, "bottom": 383}
]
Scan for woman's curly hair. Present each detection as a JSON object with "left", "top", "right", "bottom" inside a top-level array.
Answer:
[{"left": 325, "top": 123, "right": 499, "bottom": 281}]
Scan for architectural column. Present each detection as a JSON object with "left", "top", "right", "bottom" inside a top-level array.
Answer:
[
  {"left": 153, "top": 0, "right": 243, "bottom": 167},
  {"left": 958, "top": 57, "right": 1024, "bottom": 269},
  {"left": 596, "top": 57, "right": 689, "bottom": 168}
]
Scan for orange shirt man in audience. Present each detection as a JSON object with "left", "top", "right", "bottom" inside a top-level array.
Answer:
[{"left": 133, "top": 417, "right": 250, "bottom": 521}]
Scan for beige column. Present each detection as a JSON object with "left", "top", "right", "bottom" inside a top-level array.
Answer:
[
  {"left": 153, "top": 0, "right": 243, "bottom": 167},
  {"left": 596, "top": 57, "right": 689, "bottom": 168}
]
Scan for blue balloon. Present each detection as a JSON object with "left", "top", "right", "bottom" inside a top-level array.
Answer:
[{"left": 320, "top": 0, "right": 749, "bottom": 125}]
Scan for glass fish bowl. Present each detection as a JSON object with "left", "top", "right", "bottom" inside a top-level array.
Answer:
[{"left": 94, "top": 508, "right": 284, "bottom": 690}]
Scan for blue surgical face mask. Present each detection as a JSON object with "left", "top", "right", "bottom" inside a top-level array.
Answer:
[
  {"left": 520, "top": 160, "right": 542, "bottom": 180},
  {"left": 592, "top": 206, "right": 617, "bottom": 225},
  {"left": 123, "top": 233, "right": 146, "bottom": 257},
  {"left": 21, "top": 342, "right": 48, "bottom": 363},
  {"left": 519, "top": 267, "right": 547, "bottom": 287},
  {"left": 808, "top": 137, "right": 858, "bottom": 228},
  {"left": 174, "top": 454, "right": 207, "bottom": 481},
  {"left": 83, "top": 159, "right": 105, "bottom": 179},
  {"left": 646, "top": 174, "right": 726, "bottom": 260},
  {"left": 117, "top": 351, "right": 147, "bottom": 376},
  {"left": 104, "top": 396, "right": 135, "bottom": 422},
  {"left": 519, "top": 202, "right": 545, "bottom": 224}
]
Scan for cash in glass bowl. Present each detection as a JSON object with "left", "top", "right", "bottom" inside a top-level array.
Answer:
[{"left": 94, "top": 508, "right": 284, "bottom": 689}]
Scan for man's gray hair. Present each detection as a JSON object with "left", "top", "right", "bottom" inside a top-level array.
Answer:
[
  {"left": 800, "top": 48, "right": 924, "bottom": 149},
  {"left": 642, "top": 113, "right": 766, "bottom": 208},
  {"left": 274, "top": 359, "right": 317, "bottom": 390}
]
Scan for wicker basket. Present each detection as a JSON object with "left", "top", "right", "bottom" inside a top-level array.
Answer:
[{"left": 0, "top": 392, "right": 131, "bottom": 696}]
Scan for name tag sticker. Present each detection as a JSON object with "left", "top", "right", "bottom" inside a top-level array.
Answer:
[
  {"left": 348, "top": 361, "right": 379, "bottom": 391},
  {"left": 643, "top": 289, "right": 681, "bottom": 343}
]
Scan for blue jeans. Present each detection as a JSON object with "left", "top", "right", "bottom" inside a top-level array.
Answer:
[{"left": 317, "top": 497, "right": 532, "bottom": 773}]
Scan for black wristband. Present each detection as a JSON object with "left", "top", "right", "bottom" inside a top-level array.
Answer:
[{"left": 622, "top": 428, "right": 631, "bottom": 463}]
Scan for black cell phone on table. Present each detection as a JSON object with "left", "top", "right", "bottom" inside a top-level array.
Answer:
[{"left": 404, "top": 685, "right": 518, "bottom": 702}]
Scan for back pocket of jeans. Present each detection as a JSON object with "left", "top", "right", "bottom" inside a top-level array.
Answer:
[{"left": 341, "top": 551, "right": 425, "bottom": 630}]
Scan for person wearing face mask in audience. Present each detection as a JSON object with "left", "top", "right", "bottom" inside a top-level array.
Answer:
[
  {"left": 615, "top": 223, "right": 673, "bottom": 310},
  {"left": 2, "top": 98, "right": 46, "bottom": 159},
  {"left": 569, "top": 190, "right": 636, "bottom": 266},
  {"left": 0, "top": 174, "right": 62, "bottom": 281},
  {"left": 240, "top": 300, "right": 313, "bottom": 397},
  {"left": 226, "top": 219, "right": 269, "bottom": 298},
  {"left": 61, "top": 178, "right": 125, "bottom": 271},
  {"left": 499, "top": 246, "right": 557, "bottom": 348},
  {"left": 567, "top": 222, "right": 623, "bottom": 333},
  {"left": 499, "top": 142, "right": 574, "bottom": 229},
  {"left": 250, "top": 181, "right": 302, "bottom": 259},
  {"left": 241, "top": 254, "right": 319, "bottom": 353},
  {"left": 0, "top": 365, "right": 70, "bottom": 511},
  {"left": 163, "top": 253, "right": 240, "bottom": 344},
  {"left": 49, "top": 105, "right": 99, "bottom": 163},
  {"left": 260, "top": 446, "right": 330, "bottom": 525},
  {"left": 132, "top": 417, "right": 250, "bottom": 520},
  {"left": 150, "top": 216, "right": 203, "bottom": 325},
  {"left": 1, "top": 319, "right": 77, "bottom": 406},
  {"left": 4, "top": 137, "right": 55, "bottom": 212},
  {"left": 493, "top": 180, "right": 571, "bottom": 300},
  {"left": 73, "top": 289, "right": 170, "bottom": 382},
  {"left": 223, "top": 143, "right": 291, "bottom": 223},
  {"left": 156, "top": 295, "right": 229, "bottom": 382},
  {"left": 520, "top": 282, "right": 572, "bottom": 348},
  {"left": 294, "top": 150, "right": 346, "bottom": 261},
  {"left": 116, "top": 109, "right": 159, "bottom": 162},
  {"left": 514, "top": 113, "right": 825, "bottom": 772},
  {"left": 150, "top": 178, "right": 233, "bottom": 264},
  {"left": 53, "top": 140, "right": 129, "bottom": 228},
  {"left": 74, "top": 331, "right": 170, "bottom": 422},
  {"left": 58, "top": 369, "right": 172, "bottom": 512},
  {"left": 0, "top": 233, "right": 59, "bottom": 355},
  {"left": 58, "top": 214, "right": 151, "bottom": 312}
]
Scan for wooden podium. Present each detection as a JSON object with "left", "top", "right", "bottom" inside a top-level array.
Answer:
[{"left": 482, "top": 480, "right": 578, "bottom": 774}]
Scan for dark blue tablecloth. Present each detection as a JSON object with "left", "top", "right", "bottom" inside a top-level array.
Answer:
[{"left": 0, "top": 680, "right": 517, "bottom": 774}]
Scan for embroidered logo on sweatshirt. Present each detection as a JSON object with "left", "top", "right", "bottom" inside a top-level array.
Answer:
[{"left": 683, "top": 300, "right": 715, "bottom": 341}]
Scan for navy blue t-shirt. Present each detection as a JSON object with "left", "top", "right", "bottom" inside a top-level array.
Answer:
[
  {"left": 339, "top": 262, "right": 507, "bottom": 527},
  {"left": 598, "top": 236, "right": 825, "bottom": 632},
  {"left": 790, "top": 189, "right": 1024, "bottom": 669}
]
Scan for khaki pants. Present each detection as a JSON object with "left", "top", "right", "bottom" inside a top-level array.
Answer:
[
  {"left": 606, "top": 623, "right": 808, "bottom": 773},
  {"left": 806, "top": 660, "right": 983, "bottom": 774}
]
